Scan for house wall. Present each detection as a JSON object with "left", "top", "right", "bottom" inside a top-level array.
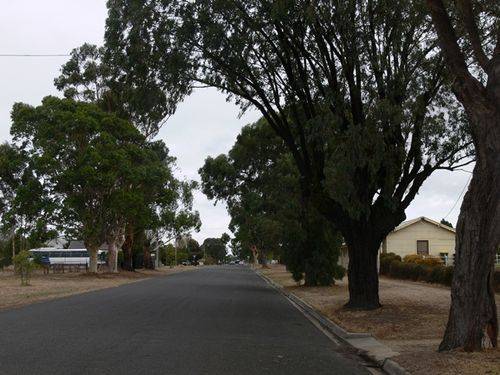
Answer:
[{"left": 385, "top": 220, "right": 455, "bottom": 259}]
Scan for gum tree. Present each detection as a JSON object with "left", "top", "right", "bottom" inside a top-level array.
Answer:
[
  {"left": 106, "top": 0, "right": 472, "bottom": 308},
  {"left": 11, "top": 97, "right": 145, "bottom": 273},
  {"left": 55, "top": 44, "right": 197, "bottom": 270},
  {"left": 0, "top": 143, "right": 56, "bottom": 258},
  {"left": 426, "top": 0, "right": 499, "bottom": 351},
  {"left": 200, "top": 119, "right": 344, "bottom": 285}
]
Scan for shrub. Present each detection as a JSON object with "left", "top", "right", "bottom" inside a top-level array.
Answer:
[
  {"left": 380, "top": 253, "right": 454, "bottom": 287},
  {"left": 13, "top": 251, "right": 37, "bottom": 286},
  {"left": 403, "top": 254, "right": 442, "bottom": 266},
  {"left": 203, "top": 255, "right": 216, "bottom": 265},
  {"left": 403, "top": 254, "right": 423, "bottom": 264},
  {"left": 380, "top": 252, "right": 402, "bottom": 274}
]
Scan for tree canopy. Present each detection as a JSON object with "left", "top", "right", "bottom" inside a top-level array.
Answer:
[
  {"left": 200, "top": 118, "right": 344, "bottom": 285},
  {"left": 201, "top": 237, "right": 227, "bottom": 263},
  {"left": 106, "top": 0, "right": 473, "bottom": 307}
]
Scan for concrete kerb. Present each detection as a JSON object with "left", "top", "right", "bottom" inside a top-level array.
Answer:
[{"left": 255, "top": 269, "right": 410, "bottom": 375}]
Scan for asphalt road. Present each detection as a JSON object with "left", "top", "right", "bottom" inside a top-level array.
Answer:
[{"left": 0, "top": 266, "right": 370, "bottom": 375}]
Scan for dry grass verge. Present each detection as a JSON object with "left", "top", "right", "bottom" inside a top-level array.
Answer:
[
  {"left": 0, "top": 265, "right": 197, "bottom": 311},
  {"left": 260, "top": 264, "right": 500, "bottom": 375}
]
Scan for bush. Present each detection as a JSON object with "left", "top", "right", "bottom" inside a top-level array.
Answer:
[
  {"left": 203, "top": 255, "right": 216, "bottom": 265},
  {"left": 403, "top": 254, "right": 442, "bottom": 266},
  {"left": 13, "top": 251, "right": 37, "bottom": 286},
  {"left": 381, "top": 255, "right": 500, "bottom": 291},
  {"left": 403, "top": 254, "right": 423, "bottom": 264},
  {"left": 380, "top": 253, "right": 453, "bottom": 287},
  {"left": 380, "top": 252, "right": 401, "bottom": 274}
]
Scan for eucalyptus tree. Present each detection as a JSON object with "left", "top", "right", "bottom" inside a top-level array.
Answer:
[
  {"left": 10, "top": 97, "right": 146, "bottom": 273},
  {"left": 130, "top": 142, "right": 200, "bottom": 270},
  {"left": 55, "top": 43, "right": 196, "bottom": 269},
  {"left": 426, "top": 0, "right": 499, "bottom": 351},
  {"left": 0, "top": 143, "right": 55, "bottom": 258},
  {"left": 200, "top": 120, "right": 344, "bottom": 285},
  {"left": 106, "top": 0, "right": 472, "bottom": 308},
  {"left": 201, "top": 237, "right": 228, "bottom": 263},
  {"left": 55, "top": 43, "right": 184, "bottom": 139}
]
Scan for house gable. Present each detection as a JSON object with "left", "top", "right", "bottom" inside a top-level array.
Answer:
[{"left": 385, "top": 217, "right": 456, "bottom": 258}]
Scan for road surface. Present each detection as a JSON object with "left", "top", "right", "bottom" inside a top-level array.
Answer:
[{"left": 0, "top": 266, "right": 371, "bottom": 374}]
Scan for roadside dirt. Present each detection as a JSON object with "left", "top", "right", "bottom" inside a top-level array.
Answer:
[
  {"left": 260, "top": 265, "right": 500, "bottom": 375},
  {"left": 0, "top": 265, "right": 197, "bottom": 311}
]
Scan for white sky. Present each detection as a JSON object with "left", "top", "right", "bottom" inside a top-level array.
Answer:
[{"left": 0, "top": 1, "right": 471, "bottom": 243}]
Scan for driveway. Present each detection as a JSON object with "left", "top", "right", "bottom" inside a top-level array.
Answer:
[{"left": 0, "top": 265, "right": 370, "bottom": 374}]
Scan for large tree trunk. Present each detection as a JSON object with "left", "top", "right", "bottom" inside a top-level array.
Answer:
[
  {"left": 143, "top": 243, "right": 154, "bottom": 270},
  {"left": 344, "top": 234, "right": 381, "bottom": 310},
  {"left": 250, "top": 245, "right": 259, "bottom": 267},
  {"left": 88, "top": 246, "right": 99, "bottom": 273},
  {"left": 440, "top": 116, "right": 500, "bottom": 351},
  {"left": 426, "top": 0, "right": 500, "bottom": 351},
  {"left": 122, "top": 225, "right": 134, "bottom": 271},
  {"left": 107, "top": 239, "right": 118, "bottom": 273}
]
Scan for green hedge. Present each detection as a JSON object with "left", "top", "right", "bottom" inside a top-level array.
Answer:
[{"left": 379, "top": 252, "right": 495, "bottom": 288}]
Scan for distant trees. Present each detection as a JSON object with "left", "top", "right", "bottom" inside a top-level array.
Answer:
[
  {"left": 201, "top": 236, "right": 228, "bottom": 264},
  {"left": 48, "top": 42, "right": 201, "bottom": 272},
  {"left": 426, "top": 0, "right": 499, "bottom": 351},
  {"left": 200, "top": 119, "right": 344, "bottom": 285},
  {"left": 106, "top": 0, "right": 473, "bottom": 308},
  {"left": 440, "top": 219, "right": 453, "bottom": 228},
  {"left": 0, "top": 143, "right": 56, "bottom": 259},
  {"left": 10, "top": 97, "right": 147, "bottom": 272}
]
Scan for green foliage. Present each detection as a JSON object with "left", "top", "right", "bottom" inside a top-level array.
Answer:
[
  {"left": 201, "top": 237, "right": 227, "bottom": 263},
  {"left": 200, "top": 119, "right": 343, "bottom": 285},
  {"left": 106, "top": 1, "right": 473, "bottom": 303},
  {"left": 106, "top": 0, "right": 472, "bottom": 222},
  {"left": 10, "top": 97, "right": 148, "bottom": 270},
  {"left": 12, "top": 250, "right": 37, "bottom": 286},
  {"left": 380, "top": 254, "right": 454, "bottom": 286},
  {"left": 55, "top": 43, "right": 184, "bottom": 139},
  {"left": 403, "top": 254, "right": 443, "bottom": 266},
  {"left": 0, "top": 143, "right": 56, "bottom": 251},
  {"left": 440, "top": 219, "right": 453, "bottom": 228},
  {"left": 160, "top": 244, "right": 188, "bottom": 266},
  {"left": 379, "top": 252, "right": 402, "bottom": 274}
]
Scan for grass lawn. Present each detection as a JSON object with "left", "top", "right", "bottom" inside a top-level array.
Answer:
[
  {"left": 0, "top": 265, "right": 196, "bottom": 311},
  {"left": 260, "top": 264, "right": 500, "bottom": 375}
]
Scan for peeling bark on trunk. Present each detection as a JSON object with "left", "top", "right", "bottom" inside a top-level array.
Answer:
[
  {"left": 107, "top": 240, "right": 118, "bottom": 273},
  {"left": 88, "top": 246, "right": 98, "bottom": 274},
  {"left": 250, "top": 245, "right": 259, "bottom": 267},
  {"left": 344, "top": 235, "right": 381, "bottom": 310}
]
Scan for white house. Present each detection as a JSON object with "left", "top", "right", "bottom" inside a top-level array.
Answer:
[
  {"left": 381, "top": 216, "right": 456, "bottom": 263},
  {"left": 338, "top": 216, "right": 456, "bottom": 268}
]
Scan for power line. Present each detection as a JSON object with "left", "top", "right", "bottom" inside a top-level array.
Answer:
[
  {"left": 0, "top": 54, "right": 70, "bottom": 57},
  {"left": 443, "top": 175, "right": 472, "bottom": 220}
]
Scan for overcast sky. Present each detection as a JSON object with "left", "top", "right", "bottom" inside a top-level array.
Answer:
[{"left": 0, "top": 1, "right": 471, "bottom": 243}]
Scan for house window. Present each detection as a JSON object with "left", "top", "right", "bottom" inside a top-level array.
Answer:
[{"left": 417, "top": 240, "right": 429, "bottom": 255}]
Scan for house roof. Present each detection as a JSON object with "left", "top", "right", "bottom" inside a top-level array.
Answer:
[
  {"left": 393, "top": 216, "right": 456, "bottom": 234},
  {"left": 44, "top": 238, "right": 107, "bottom": 250}
]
